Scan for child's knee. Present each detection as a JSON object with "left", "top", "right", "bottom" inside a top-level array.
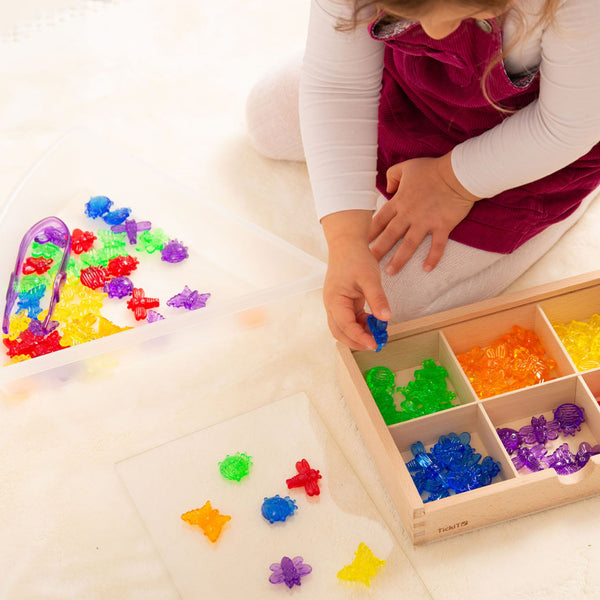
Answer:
[{"left": 245, "top": 59, "right": 304, "bottom": 161}]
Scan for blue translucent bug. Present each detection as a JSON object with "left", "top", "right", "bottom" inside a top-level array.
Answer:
[
  {"left": 261, "top": 495, "right": 297, "bottom": 524},
  {"left": 367, "top": 315, "right": 388, "bottom": 352}
]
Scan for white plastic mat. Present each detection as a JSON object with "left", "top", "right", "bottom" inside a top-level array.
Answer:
[{"left": 116, "top": 393, "right": 432, "bottom": 599}]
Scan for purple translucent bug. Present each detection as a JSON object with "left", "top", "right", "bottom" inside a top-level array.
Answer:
[
  {"left": 161, "top": 239, "right": 189, "bottom": 263},
  {"left": 518, "top": 415, "right": 560, "bottom": 445},
  {"left": 543, "top": 443, "right": 581, "bottom": 475},
  {"left": 269, "top": 556, "right": 312, "bottom": 588},
  {"left": 146, "top": 310, "right": 164, "bottom": 323},
  {"left": 542, "top": 441, "right": 600, "bottom": 475},
  {"left": 34, "top": 226, "right": 68, "bottom": 248},
  {"left": 575, "top": 441, "right": 600, "bottom": 468},
  {"left": 496, "top": 427, "right": 522, "bottom": 454},
  {"left": 553, "top": 403, "right": 585, "bottom": 436},
  {"left": 28, "top": 318, "right": 58, "bottom": 335},
  {"left": 111, "top": 218, "right": 152, "bottom": 245},
  {"left": 167, "top": 286, "right": 210, "bottom": 310},
  {"left": 512, "top": 444, "right": 547, "bottom": 472},
  {"left": 104, "top": 276, "right": 134, "bottom": 299}
]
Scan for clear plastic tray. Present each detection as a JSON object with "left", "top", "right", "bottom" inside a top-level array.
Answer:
[{"left": 0, "top": 130, "right": 325, "bottom": 387}]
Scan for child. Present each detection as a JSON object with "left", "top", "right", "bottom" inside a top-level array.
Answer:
[{"left": 246, "top": 0, "right": 600, "bottom": 351}]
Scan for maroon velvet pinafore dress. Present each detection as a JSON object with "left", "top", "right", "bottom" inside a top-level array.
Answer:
[{"left": 370, "top": 16, "right": 600, "bottom": 253}]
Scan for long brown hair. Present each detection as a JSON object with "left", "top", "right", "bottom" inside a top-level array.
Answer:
[{"left": 338, "top": 0, "right": 562, "bottom": 111}]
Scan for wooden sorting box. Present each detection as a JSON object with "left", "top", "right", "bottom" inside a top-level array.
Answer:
[{"left": 336, "top": 271, "right": 600, "bottom": 544}]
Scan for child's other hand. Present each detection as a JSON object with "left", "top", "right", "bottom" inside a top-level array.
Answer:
[
  {"left": 369, "top": 154, "right": 479, "bottom": 275},
  {"left": 321, "top": 211, "right": 391, "bottom": 350}
]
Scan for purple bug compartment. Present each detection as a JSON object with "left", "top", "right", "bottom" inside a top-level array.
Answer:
[
  {"left": 0, "top": 130, "right": 325, "bottom": 391},
  {"left": 485, "top": 374, "right": 600, "bottom": 482}
]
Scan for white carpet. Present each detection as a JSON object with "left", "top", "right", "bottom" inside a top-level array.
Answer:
[{"left": 1, "top": 1, "right": 600, "bottom": 598}]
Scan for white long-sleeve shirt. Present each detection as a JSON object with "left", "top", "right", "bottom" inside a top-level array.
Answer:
[{"left": 300, "top": 0, "right": 600, "bottom": 221}]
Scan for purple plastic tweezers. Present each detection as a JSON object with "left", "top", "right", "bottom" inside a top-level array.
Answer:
[{"left": 2, "top": 217, "right": 71, "bottom": 335}]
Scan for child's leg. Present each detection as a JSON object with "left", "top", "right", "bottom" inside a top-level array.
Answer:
[
  {"left": 380, "top": 190, "right": 597, "bottom": 322},
  {"left": 245, "top": 56, "right": 305, "bottom": 161}
]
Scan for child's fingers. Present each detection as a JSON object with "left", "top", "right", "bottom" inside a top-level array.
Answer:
[
  {"left": 370, "top": 217, "right": 409, "bottom": 261},
  {"left": 368, "top": 202, "right": 394, "bottom": 244},
  {"left": 327, "top": 300, "right": 377, "bottom": 350},
  {"left": 384, "top": 228, "right": 426, "bottom": 275},
  {"left": 329, "top": 322, "right": 372, "bottom": 351},
  {"left": 329, "top": 313, "right": 376, "bottom": 350},
  {"left": 423, "top": 232, "right": 448, "bottom": 272},
  {"left": 363, "top": 282, "right": 392, "bottom": 323},
  {"left": 386, "top": 163, "right": 403, "bottom": 194}
]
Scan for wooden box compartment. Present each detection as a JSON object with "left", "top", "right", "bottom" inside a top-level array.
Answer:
[
  {"left": 359, "top": 329, "right": 475, "bottom": 413},
  {"left": 336, "top": 272, "right": 600, "bottom": 544},
  {"left": 539, "top": 287, "right": 600, "bottom": 372}
]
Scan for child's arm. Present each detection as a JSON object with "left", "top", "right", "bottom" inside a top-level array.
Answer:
[
  {"left": 321, "top": 210, "right": 391, "bottom": 351},
  {"left": 452, "top": 0, "right": 600, "bottom": 200},
  {"left": 300, "top": 0, "right": 383, "bottom": 221},
  {"left": 300, "top": 0, "right": 388, "bottom": 347}
]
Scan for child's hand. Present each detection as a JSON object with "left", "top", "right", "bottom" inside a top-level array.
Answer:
[
  {"left": 321, "top": 211, "right": 392, "bottom": 350},
  {"left": 369, "top": 154, "right": 479, "bottom": 275}
]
